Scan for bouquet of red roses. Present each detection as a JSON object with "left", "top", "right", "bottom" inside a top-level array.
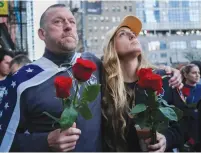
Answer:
[
  {"left": 130, "top": 68, "right": 183, "bottom": 144},
  {"left": 43, "top": 58, "right": 100, "bottom": 130}
]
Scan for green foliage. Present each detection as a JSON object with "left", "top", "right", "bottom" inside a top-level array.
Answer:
[
  {"left": 81, "top": 84, "right": 100, "bottom": 103},
  {"left": 60, "top": 106, "right": 78, "bottom": 130},
  {"left": 131, "top": 104, "right": 147, "bottom": 114},
  {"left": 130, "top": 90, "right": 183, "bottom": 132},
  {"left": 77, "top": 103, "right": 92, "bottom": 120},
  {"left": 44, "top": 83, "right": 100, "bottom": 130}
]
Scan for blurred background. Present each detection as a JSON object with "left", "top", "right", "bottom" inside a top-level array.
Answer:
[{"left": 0, "top": 0, "right": 201, "bottom": 67}]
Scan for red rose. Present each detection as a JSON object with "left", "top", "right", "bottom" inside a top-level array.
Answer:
[
  {"left": 188, "top": 138, "right": 195, "bottom": 145},
  {"left": 137, "top": 68, "right": 163, "bottom": 94},
  {"left": 137, "top": 68, "right": 153, "bottom": 77},
  {"left": 182, "top": 87, "right": 190, "bottom": 97},
  {"left": 72, "top": 58, "right": 97, "bottom": 82},
  {"left": 54, "top": 76, "right": 72, "bottom": 98}
]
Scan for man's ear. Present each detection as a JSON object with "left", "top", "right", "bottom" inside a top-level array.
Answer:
[{"left": 38, "top": 28, "right": 46, "bottom": 41}]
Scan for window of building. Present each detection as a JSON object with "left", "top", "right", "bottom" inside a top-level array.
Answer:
[
  {"left": 117, "top": 17, "right": 121, "bottom": 22},
  {"left": 94, "top": 37, "right": 98, "bottom": 42},
  {"left": 182, "top": 9, "right": 190, "bottom": 22},
  {"left": 112, "top": 7, "right": 115, "bottom": 12},
  {"left": 101, "top": 36, "right": 105, "bottom": 40},
  {"left": 182, "top": 1, "right": 189, "bottom": 7},
  {"left": 160, "top": 41, "right": 167, "bottom": 50},
  {"left": 168, "top": 9, "right": 181, "bottom": 22},
  {"left": 100, "top": 26, "right": 104, "bottom": 30},
  {"left": 160, "top": 53, "right": 167, "bottom": 58},
  {"left": 169, "top": 1, "right": 179, "bottom": 8},
  {"left": 105, "top": 7, "right": 109, "bottom": 11},
  {"left": 190, "top": 9, "right": 199, "bottom": 22},
  {"left": 148, "top": 41, "right": 160, "bottom": 51},
  {"left": 100, "top": 16, "right": 104, "bottom": 22},
  {"left": 88, "top": 17, "right": 92, "bottom": 21},
  {"left": 112, "top": 17, "right": 116, "bottom": 22},
  {"left": 106, "top": 26, "right": 109, "bottom": 30},
  {"left": 88, "top": 27, "right": 92, "bottom": 32},
  {"left": 154, "top": 10, "right": 160, "bottom": 22},
  {"left": 116, "top": 6, "right": 121, "bottom": 12},
  {"left": 124, "top": 6, "right": 127, "bottom": 11},
  {"left": 93, "top": 17, "right": 97, "bottom": 21},
  {"left": 94, "top": 26, "right": 97, "bottom": 31},
  {"left": 170, "top": 41, "right": 187, "bottom": 49},
  {"left": 129, "top": 6, "right": 132, "bottom": 12},
  {"left": 105, "top": 16, "right": 109, "bottom": 21},
  {"left": 191, "top": 40, "right": 201, "bottom": 49},
  {"left": 149, "top": 53, "right": 157, "bottom": 60}
]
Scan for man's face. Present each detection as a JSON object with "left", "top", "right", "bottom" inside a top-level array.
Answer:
[
  {"left": 0, "top": 55, "right": 13, "bottom": 76},
  {"left": 39, "top": 7, "right": 78, "bottom": 54}
]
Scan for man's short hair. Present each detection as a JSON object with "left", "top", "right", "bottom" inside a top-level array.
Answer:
[
  {"left": 0, "top": 48, "right": 14, "bottom": 62},
  {"left": 40, "top": 4, "right": 68, "bottom": 28},
  {"left": 10, "top": 54, "right": 31, "bottom": 68}
]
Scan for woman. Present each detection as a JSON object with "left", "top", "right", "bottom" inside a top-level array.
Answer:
[
  {"left": 102, "top": 15, "right": 185, "bottom": 152},
  {"left": 181, "top": 64, "right": 201, "bottom": 150}
]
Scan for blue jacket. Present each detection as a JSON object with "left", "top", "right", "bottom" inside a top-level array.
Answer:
[
  {"left": 182, "top": 84, "right": 201, "bottom": 143},
  {"left": 10, "top": 49, "right": 102, "bottom": 151}
]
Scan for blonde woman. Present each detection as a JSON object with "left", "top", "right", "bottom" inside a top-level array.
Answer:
[{"left": 102, "top": 16, "right": 185, "bottom": 152}]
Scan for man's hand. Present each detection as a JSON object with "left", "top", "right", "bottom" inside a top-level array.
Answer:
[
  {"left": 159, "top": 65, "right": 183, "bottom": 89},
  {"left": 47, "top": 122, "right": 81, "bottom": 152},
  {"left": 145, "top": 132, "right": 166, "bottom": 152}
]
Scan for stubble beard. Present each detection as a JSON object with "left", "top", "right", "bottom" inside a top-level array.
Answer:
[{"left": 58, "top": 37, "right": 78, "bottom": 52}]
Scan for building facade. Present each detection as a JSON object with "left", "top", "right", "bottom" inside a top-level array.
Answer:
[
  {"left": 0, "top": 1, "right": 34, "bottom": 59},
  {"left": 83, "top": 0, "right": 136, "bottom": 58},
  {"left": 136, "top": 0, "right": 201, "bottom": 65}
]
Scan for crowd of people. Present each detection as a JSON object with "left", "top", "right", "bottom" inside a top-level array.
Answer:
[{"left": 0, "top": 4, "right": 201, "bottom": 152}]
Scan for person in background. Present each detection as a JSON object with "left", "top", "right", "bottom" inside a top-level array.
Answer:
[
  {"left": 180, "top": 64, "right": 201, "bottom": 151},
  {"left": 102, "top": 15, "right": 184, "bottom": 152},
  {"left": 190, "top": 61, "right": 201, "bottom": 84},
  {"left": 0, "top": 49, "right": 14, "bottom": 80},
  {"left": 0, "top": 49, "right": 14, "bottom": 105},
  {"left": 10, "top": 54, "right": 31, "bottom": 75}
]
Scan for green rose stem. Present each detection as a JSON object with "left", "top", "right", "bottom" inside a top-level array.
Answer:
[
  {"left": 149, "top": 90, "right": 158, "bottom": 145},
  {"left": 151, "top": 123, "right": 157, "bottom": 145},
  {"left": 73, "top": 81, "right": 79, "bottom": 106}
]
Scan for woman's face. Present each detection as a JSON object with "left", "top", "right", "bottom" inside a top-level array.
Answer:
[
  {"left": 114, "top": 27, "right": 142, "bottom": 58},
  {"left": 185, "top": 66, "right": 200, "bottom": 84}
]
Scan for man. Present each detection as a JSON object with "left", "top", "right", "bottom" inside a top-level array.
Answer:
[
  {"left": 10, "top": 54, "right": 31, "bottom": 74},
  {"left": 0, "top": 49, "right": 14, "bottom": 80},
  {"left": 1, "top": 4, "right": 182, "bottom": 152},
  {"left": 4, "top": 4, "right": 102, "bottom": 152},
  {"left": 0, "top": 49, "right": 14, "bottom": 105}
]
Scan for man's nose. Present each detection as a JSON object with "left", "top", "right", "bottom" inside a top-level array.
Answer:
[{"left": 63, "top": 20, "right": 72, "bottom": 31}]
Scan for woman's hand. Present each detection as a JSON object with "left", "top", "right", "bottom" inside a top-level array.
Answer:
[{"left": 145, "top": 132, "right": 167, "bottom": 152}]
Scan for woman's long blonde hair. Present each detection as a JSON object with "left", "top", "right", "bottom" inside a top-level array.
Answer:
[{"left": 102, "top": 32, "right": 155, "bottom": 151}]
